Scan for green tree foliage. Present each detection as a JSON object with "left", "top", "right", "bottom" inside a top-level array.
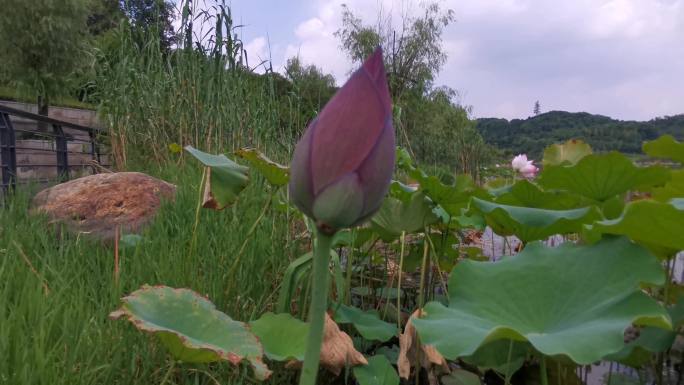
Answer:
[
  {"left": 0, "top": 0, "right": 90, "bottom": 115},
  {"left": 88, "top": 0, "right": 125, "bottom": 36},
  {"left": 284, "top": 57, "right": 336, "bottom": 125},
  {"left": 408, "top": 87, "right": 489, "bottom": 177},
  {"left": 335, "top": 2, "right": 490, "bottom": 176},
  {"left": 478, "top": 111, "right": 684, "bottom": 159},
  {"left": 335, "top": 2, "right": 454, "bottom": 101},
  {"left": 120, "top": 0, "right": 176, "bottom": 53}
]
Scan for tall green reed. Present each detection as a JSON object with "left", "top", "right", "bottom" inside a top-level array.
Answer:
[{"left": 94, "top": 1, "right": 302, "bottom": 168}]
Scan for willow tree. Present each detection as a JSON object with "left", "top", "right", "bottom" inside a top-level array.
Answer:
[{"left": 0, "top": 0, "right": 90, "bottom": 116}]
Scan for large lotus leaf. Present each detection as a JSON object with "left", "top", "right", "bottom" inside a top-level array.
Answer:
[
  {"left": 333, "top": 304, "right": 397, "bottom": 342},
  {"left": 543, "top": 139, "right": 593, "bottom": 166},
  {"left": 389, "top": 180, "right": 418, "bottom": 203},
  {"left": 185, "top": 146, "right": 250, "bottom": 209},
  {"left": 606, "top": 298, "right": 684, "bottom": 367},
  {"left": 353, "top": 355, "right": 399, "bottom": 385},
  {"left": 249, "top": 312, "right": 308, "bottom": 361},
  {"left": 442, "top": 369, "right": 482, "bottom": 385},
  {"left": 495, "top": 180, "right": 583, "bottom": 210},
  {"left": 590, "top": 199, "right": 684, "bottom": 253},
  {"left": 462, "top": 340, "right": 529, "bottom": 376},
  {"left": 471, "top": 197, "right": 599, "bottom": 242},
  {"left": 415, "top": 174, "right": 484, "bottom": 216},
  {"left": 412, "top": 237, "right": 671, "bottom": 365},
  {"left": 643, "top": 135, "right": 684, "bottom": 164},
  {"left": 538, "top": 152, "right": 670, "bottom": 202},
  {"left": 235, "top": 148, "right": 289, "bottom": 187},
  {"left": 371, "top": 192, "right": 439, "bottom": 241},
  {"left": 652, "top": 170, "right": 684, "bottom": 202},
  {"left": 110, "top": 285, "right": 270, "bottom": 380}
]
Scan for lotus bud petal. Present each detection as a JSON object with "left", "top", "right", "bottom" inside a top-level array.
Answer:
[
  {"left": 511, "top": 154, "right": 529, "bottom": 171},
  {"left": 289, "top": 47, "right": 395, "bottom": 234}
]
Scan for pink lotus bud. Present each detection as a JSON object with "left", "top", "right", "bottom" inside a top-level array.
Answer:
[{"left": 289, "top": 47, "right": 395, "bottom": 234}]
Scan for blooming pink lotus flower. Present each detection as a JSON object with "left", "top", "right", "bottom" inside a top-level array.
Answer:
[
  {"left": 289, "top": 47, "right": 395, "bottom": 233},
  {"left": 511, "top": 154, "right": 539, "bottom": 178}
]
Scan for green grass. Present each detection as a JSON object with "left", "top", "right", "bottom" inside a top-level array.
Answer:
[
  {"left": 0, "top": 165, "right": 300, "bottom": 385},
  {"left": 0, "top": 85, "right": 95, "bottom": 110}
]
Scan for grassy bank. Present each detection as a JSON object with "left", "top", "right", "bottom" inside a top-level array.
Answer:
[{"left": 0, "top": 165, "right": 299, "bottom": 385}]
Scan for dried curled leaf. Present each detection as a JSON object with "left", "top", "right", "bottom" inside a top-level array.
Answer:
[
  {"left": 398, "top": 310, "right": 450, "bottom": 384},
  {"left": 285, "top": 312, "right": 367, "bottom": 375},
  {"left": 321, "top": 312, "right": 368, "bottom": 374}
]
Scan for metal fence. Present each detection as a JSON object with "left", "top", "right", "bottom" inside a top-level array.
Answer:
[{"left": 0, "top": 104, "right": 108, "bottom": 194}]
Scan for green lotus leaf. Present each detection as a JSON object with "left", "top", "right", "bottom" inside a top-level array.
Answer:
[
  {"left": 471, "top": 197, "right": 599, "bottom": 242},
  {"left": 590, "top": 199, "right": 684, "bottom": 253},
  {"left": 353, "top": 355, "right": 399, "bottom": 385},
  {"left": 442, "top": 369, "right": 482, "bottom": 385},
  {"left": 389, "top": 180, "right": 418, "bottom": 203},
  {"left": 606, "top": 298, "right": 684, "bottom": 367},
  {"left": 643, "top": 135, "right": 684, "bottom": 164},
  {"left": 110, "top": 285, "right": 270, "bottom": 380},
  {"left": 412, "top": 237, "right": 671, "bottom": 365},
  {"left": 416, "top": 174, "right": 484, "bottom": 216},
  {"left": 542, "top": 139, "right": 593, "bottom": 166},
  {"left": 235, "top": 148, "right": 289, "bottom": 187},
  {"left": 652, "top": 170, "right": 684, "bottom": 202},
  {"left": 538, "top": 152, "right": 670, "bottom": 202},
  {"left": 250, "top": 312, "right": 308, "bottom": 361},
  {"left": 495, "top": 180, "right": 583, "bottom": 210},
  {"left": 371, "top": 192, "right": 439, "bottom": 241},
  {"left": 462, "top": 340, "right": 529, "bottom": 376},
  {"left": 185, "top": 146, "right": 249, "bottom": 209},
  {"left": 333, "top": 304, "right": 398, "bottom": 342}
]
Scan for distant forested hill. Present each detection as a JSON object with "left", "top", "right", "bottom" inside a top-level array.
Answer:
[{"left": 476, "top": 111, "right": 684, "bottom": 158}]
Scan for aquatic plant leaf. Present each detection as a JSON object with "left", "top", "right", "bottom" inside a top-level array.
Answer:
[
  {"left": 110, "top": 285, "right": 270, "bottom": 380},
  {"left": 235, "top": 148, "right": 289, "bottom": 187},
  {"left": 462, "top": 340, "right": 529, "bottom": 376},
  {"left": 412, "top": 237, "right": 670, "bottom": 365},
  {"left": 494, "top": 180, "right": 583, "bottom": 210},
  {"left": 606, "top": 297, "right": 684, "bottom": 367},
  {"left": 643, "top": 135, "right": 684, "bottom": 164},
  {"left": 185, "top": 146, "right": 249, "bottom": 210},
  {"left": 590, "top": 199, "right": 684, "bottom": 253},
  {"left": 333, "top": 304, "right": 397, "bottom": 342},
  {"left": 542, "top": 139, "right": 592, "bottom": 166},
  {"left": 471, "top": 197, "right": 598, "bottom": 242},
  {"left": 371, "top": 192, "right": 439, "bottom": 241},
  {"left": 652, "top": 170, "right": 684, "bottom": 202},
  {"left": 538, "top": 152, "right": 670, "bottom": 202},
  {"left": 441, "top": 369, "right": 482, "bottom": 385},
  {"left": 250, "top": 312, "right": 308, "bottom": 361},
  {"left": 353, "top": 355, "right": 400, "bottom": 385}
]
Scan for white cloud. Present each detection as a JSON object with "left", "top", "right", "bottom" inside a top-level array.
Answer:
[
  {"left": 271, "top": 0, "right": 683, "bottom": 120},
  {"left": 244, "top": 36, "right": 269, "bottom": 70}
]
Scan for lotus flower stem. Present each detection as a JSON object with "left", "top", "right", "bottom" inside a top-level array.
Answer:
[
  {"left": 539, "top": 356, "right": 548, "bottom": 385},
  {"left": 299, "top": 230, "right": 335, "bottom": 385},
  {"left": 397, "top": 231, "right": 406, "bottom": 329}
]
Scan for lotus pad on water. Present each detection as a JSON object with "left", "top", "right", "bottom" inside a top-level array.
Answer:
[
  {"left": 412, "top": 237, "right": 671, "bottom": 364},
  {"left": 471, "top": 197, "right": 598, "bottom": 242},
  {"left": 110, "top": 285, "right": 270, "bottom": 380}
]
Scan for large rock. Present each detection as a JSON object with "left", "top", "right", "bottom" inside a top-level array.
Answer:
[{"left": 32, "top": 172, "right": 175, "bottom": 242}]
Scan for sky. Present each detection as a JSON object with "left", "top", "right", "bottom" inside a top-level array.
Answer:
[{"left": 177, "top": 0, "right": 684, "bottom": 121}]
